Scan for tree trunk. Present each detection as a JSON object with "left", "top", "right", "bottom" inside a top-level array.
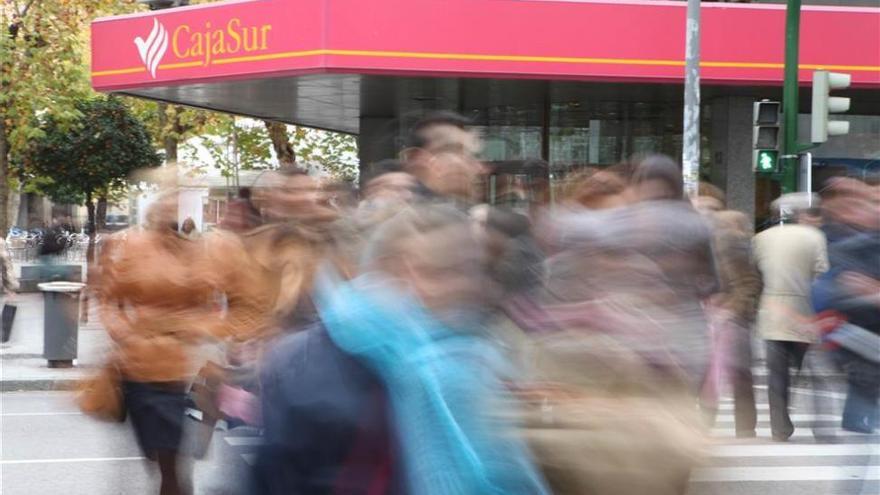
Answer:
[
  {"left": 96, "top": 196, "right": 108, "bottom": 232},
  {"left": 85, "top": 191, "right": 96, "bottom": 252},
  {"left": 80, "top": 189, "right": 96, "bottom": 323},
  {"left": 0, "top": 117, "right": 10, "bottom": 234},
  {"left": 164, "top": 135, "right": 178, "bottom": 164},
  {"left": 8, "top": 183, "right": 21, "bottom": 231},
  {"left": 158, "top": 103, "right": 179, "bottom": 164},
  {"left": 264, "top": 121, "right": 296, "bottom": 169}
]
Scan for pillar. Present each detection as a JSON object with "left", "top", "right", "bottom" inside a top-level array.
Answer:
[
  {"left": 357, "top": 116, "right": 398, "bottom": 183},
  {"left": 710, "top": 96, "right": 756, "bottom": 222}
]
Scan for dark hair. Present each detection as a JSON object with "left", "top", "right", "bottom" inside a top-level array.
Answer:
[
  {"left": 406, "top": 111, "right": 472, "bottom": 149},
  {"left": 631, "top": 154, "right": 684, "bottom": 200},
  {"left": 487, "top": 208, "right": 531, "bottom": 238},
  {"left": 362, "top": 159, "right": 404, "bottom": 184},
  {"left": 181, "top": 217, "right": 196, "bottom": 233},
  {"left": 522, "top": 159, "right": 550, "bottom": 179},
  {"left": 239, "top": 187, "right": 252, "bottom": 200}
]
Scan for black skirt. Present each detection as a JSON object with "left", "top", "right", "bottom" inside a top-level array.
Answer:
[{"left": 122, "top": 380, "right": 187, "bottom": 458}]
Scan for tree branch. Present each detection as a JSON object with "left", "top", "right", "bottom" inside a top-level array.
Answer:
[{"left": 20, "top": 0, "right": 39, "bottom": 19}]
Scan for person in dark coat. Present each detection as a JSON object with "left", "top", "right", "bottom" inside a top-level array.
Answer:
[
  {"left": 251, "top": 324, "right": 404, "bottom": 495},
  {"left": 820, "top": 230, "right": 880, "bottom": 433},
  {"left": 811, "top": 179, "right": 880, "bottom": 434}
]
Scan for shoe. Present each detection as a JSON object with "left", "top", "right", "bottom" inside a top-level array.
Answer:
[
  {"left": 771, "top": 429, "right": 793, "bottom": 442},
  {"left": 841, "top": 420, "right": 874, "bottom": 434},
  {"left": 735, "top": 430, "right": 757, "bottom": 439}
]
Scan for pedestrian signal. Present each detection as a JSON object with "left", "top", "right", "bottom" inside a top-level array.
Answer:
[{"left": 754, "top": 149, "right": 779, "bottom": 174}]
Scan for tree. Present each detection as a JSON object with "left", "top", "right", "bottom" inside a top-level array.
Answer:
[
  {"left": 1, "top": 0, "right": 135, "bottom": 232},
  {"left": 265, "top": 120, "right": 296, "bottom": 167},
  {"left": 184, "top": 116, "right": 274, "bottom": 184},
  {"left": 182, "top": 118, "right": 358, "bottom": 182},
  {"left": 291, "top": 126, "right": 358, "bottom": 181},
  {"left": 127, "top": 98, "right": 220, "bottom": 164},
  {"left": 24, "top": 96, "right": 160, "bottom": 236}
]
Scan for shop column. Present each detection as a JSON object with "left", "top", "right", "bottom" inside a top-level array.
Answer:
[
  {"left": 358, "top": 117, "right": 399, "bottom": 182},
  {"left": 710, "top": 96, "right": 756, "bottom": 221}
]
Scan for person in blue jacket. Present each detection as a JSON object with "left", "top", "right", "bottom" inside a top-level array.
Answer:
[{"left": 317, "top": 205, "right": 549, "bottom": 495}]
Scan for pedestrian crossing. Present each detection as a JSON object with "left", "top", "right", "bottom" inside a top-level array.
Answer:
[
  {"left": 691, "top": 391, "right": 880, "bottom": 495},
  {"left": 212, "top": 389, "right": 879, "bottom": 494}
]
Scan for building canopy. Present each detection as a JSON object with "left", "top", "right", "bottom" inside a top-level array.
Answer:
[{"left": 91, "top": 0, "right": 880, "bottom": 132}]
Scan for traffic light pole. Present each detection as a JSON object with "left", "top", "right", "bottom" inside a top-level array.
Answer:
[{"left": 781, "top": 0, "right": 802, "bottom": 194}]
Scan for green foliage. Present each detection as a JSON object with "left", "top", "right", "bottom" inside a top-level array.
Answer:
[
  {"left": 125, "top": 97, "right": 224, "bottom": 161},
  {"left": 183, "top": 117, "right": 273, "bottom": 176},
  {"left": 24, "top": 96, "right": 161, "bottom": 203},
  {"left": 293, "top": 126, "right": 359, "bottom": 181},
  {"left": 1, "top": 0, "right": 137, "bottom": 159},
  {"left": 182, "top": 119, "right": 358, "bottom": 181}
]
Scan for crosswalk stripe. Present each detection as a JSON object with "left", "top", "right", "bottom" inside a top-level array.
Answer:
[
  {"left": 714, "top": 413, "right": 841, "bottom": 423},
  {"left": 751, "top": 368, "right": 845, "bottom": 377},
  {"left": 712, "top": 427, "right": 878, "bottom": 438},
  {"left": 691, "top": 465, "right": 880, "bottom": 482},
  {"left": 0, "top": 412, "right": 83, "bottom": 417},
  {"left": 224, "top": 436, "right": 264, "bottom": 447},
  {"left": 0, "top": 456, "right": 146, "bottom": 465},
  {"left": 717, "top": 403, "right": 770, "bottom": 411},
  {"left": 753, "top": 385, "right": 848, "bottom": 400},
  {"left": 711, "top": 444, "right": 880, "bottom": 458}
]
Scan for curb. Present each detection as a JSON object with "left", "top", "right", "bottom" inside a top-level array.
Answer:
[{"left": 1, "top": 379, "right": 80, "bottom": 392}]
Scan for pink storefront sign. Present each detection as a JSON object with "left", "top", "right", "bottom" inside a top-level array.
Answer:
[{"left": 92, "top": 0, "right": 880, "bottom": 91}]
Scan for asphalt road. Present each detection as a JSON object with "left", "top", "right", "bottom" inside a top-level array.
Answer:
[
  {"left": 0, "top": 392, "right": 257, "bottom": 495},
  {"left": 1, "top": 382, "right": 878, "bottom": 495}
]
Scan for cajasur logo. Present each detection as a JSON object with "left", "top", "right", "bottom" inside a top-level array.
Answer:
[{"left": 134, "top": 19, "right": 169, "bottom": 78}]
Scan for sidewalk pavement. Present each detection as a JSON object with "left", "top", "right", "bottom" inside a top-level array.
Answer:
[{"left": 0, "top": 292, "right": 110, "bottom": 392}]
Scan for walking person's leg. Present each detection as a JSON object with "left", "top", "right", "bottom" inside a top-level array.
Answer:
[
  {"left": 804, "top": 347, "right": 839, "bottom": 440},
  {"left": 766, "top": 340, "right": 795, "bottom": 440},
  {"left": 124, "top": 381, "right": 191, "bottom": 495},
  {"left": 157, "top": 450, "right": 185, "bottom": 495},
  {"left": 699, "top": 320, "right": 722, "bottom": 427},
  {"left": 731, "top": 322, "right": 756, "bottom": 437},
  {"left": 841, "top": 354, "right": 880, "bottom": 433}
]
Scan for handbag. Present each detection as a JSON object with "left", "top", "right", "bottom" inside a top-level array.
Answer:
[
  {"left": 516, "top": 331, "right": 707, "bottom": 495},
  {"left": 1, "top": 303, "right": 16, "bottom": 343},
  {"left": 76, "top": 361, "right": 126, "bottom": 422}
]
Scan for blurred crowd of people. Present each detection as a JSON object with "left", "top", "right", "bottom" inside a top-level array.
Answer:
[{"left": 78, "top": 111, "right": 880, "bottom": 495}]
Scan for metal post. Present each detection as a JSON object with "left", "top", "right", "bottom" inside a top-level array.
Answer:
[
  {"left": 682, "top": 0, "right": 701, "bottom": 198},
  {"left": 781, "top": 0, "right": 802, "bottom": 194}
]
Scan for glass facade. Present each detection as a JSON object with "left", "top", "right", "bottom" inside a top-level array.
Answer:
[{"left": 376, "top": 77, "right": 878, "bottom": 207}]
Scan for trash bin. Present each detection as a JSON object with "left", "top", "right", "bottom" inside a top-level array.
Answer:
[{"left": 39, "top": 281, "right": 86, "bottom": 368}]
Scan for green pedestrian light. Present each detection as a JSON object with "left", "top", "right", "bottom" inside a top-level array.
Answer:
[{"left": 754, "top": 149, "right": 779, "bottom": 174}]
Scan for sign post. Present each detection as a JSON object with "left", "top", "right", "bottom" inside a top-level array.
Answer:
[
  {"left": 681, "top": 0, "right": 701, "bottom": 198},
  {"left": 798, "top": 152, "right": 812, "bottom": 195}
]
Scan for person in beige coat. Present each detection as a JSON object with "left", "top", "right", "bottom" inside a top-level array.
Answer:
[{"left": 752, "top": 204, "right": 829, "bottom": 441}]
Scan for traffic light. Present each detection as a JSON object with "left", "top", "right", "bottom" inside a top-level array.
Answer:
[
  {"left": 753, "top": 100, "right": 780, "bottom": 173},
  {"left": 755, "top": 149, "right": 779, "bottom": 174},
  {"left": 811, "top": 70, "right": 851, "bottom": 144}
]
